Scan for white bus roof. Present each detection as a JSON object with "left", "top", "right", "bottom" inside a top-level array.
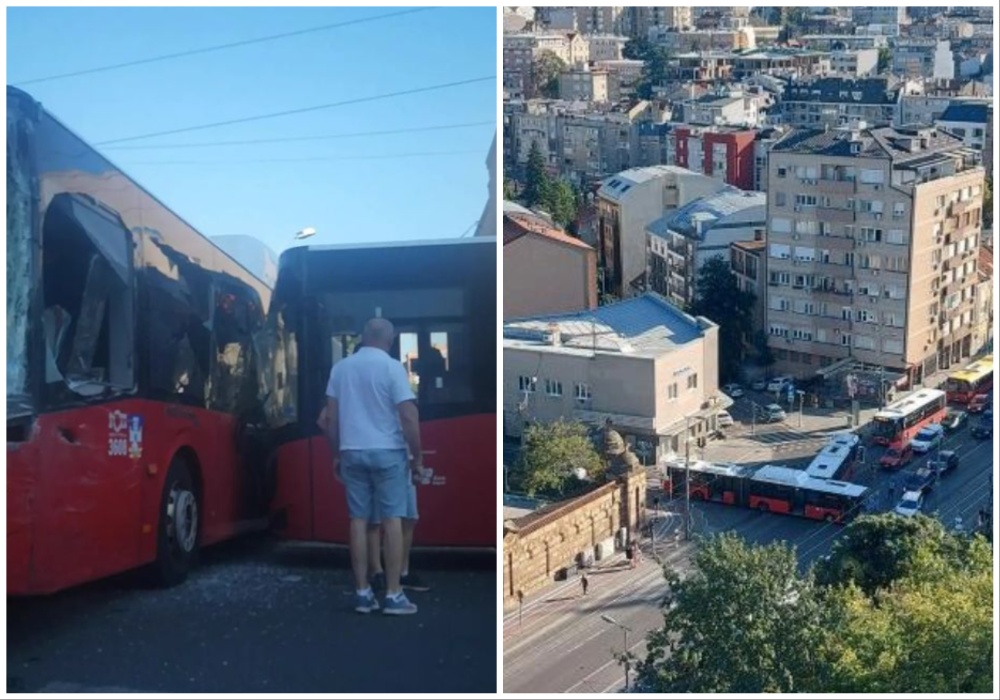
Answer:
[
  {"left": 804, "top": 437, "right": 858, "bottom": 480},
  {"left": 752, "top": 465, "right": 868, "bottom": 497},
  {"left": 662, "top": 459, "right": 749, "bottom": 478},
  {"left": 874, "top": 388, "right": 946, "bottom": 420}
]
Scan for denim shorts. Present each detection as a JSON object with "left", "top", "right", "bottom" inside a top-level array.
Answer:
[
  {"left": 339, "top": 449, "right": 409, "bottom": 521},
  {"left": 370, "top": 481, "right": 419, "bottom": 524}
]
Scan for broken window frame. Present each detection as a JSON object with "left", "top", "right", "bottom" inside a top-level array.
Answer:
[{"left": 41, "top": 192, "right": 136, "bottom": 403}]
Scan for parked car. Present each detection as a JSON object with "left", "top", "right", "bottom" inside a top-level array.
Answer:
[
  {"left": 927, "top": 449, "right": 959, "bottom": 476},
  {"left": 751, "top": 378, "right": 768, "bottom": 391},
  {"left": 722, "top": 383, "right": 744, "bottom": 399},
  {"left": 764, "top": 403, "right": 786, "bottom": 422},
  {"left": 909, "top": 424, "right": 944, "bottom": 453},
  {"left": 903, "top": 466, "right": 937, "bottom": 494},
  {"left": 893, "top": 489, "right": 925, "bottom": 518},
  {"left": 716, "top": 410, "right": 734, "bottom": 428},
  {"left": 942, "top": 408, "right": 967, "bottom": 431},
  {"left": 967, "top": 393, "right": 990, "bottom": 413},
  {"left": 971, "top": 417, "right": 993, "bottom": 439},
  {"left": 880, "top": 444, "right": 913, "bottom": 470},
  {"left": 767, "top": 376, "right": 792, "bottom": 393}
]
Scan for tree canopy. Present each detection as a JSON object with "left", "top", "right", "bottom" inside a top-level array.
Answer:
[
  {"left": 512, "top": 419, "right": 605, "bottom": 498},
  {"left": 622, "top": 37, "right": 671, "bottom": 100},
  {"left": 687, "top": 256, "right": 756, "bottom": 383},
  {"left": 521, "top": 140, "right": 581, "bottom": 229},
  {"left": 626, "top": 516, "right": 993, "bottom": 693},
  {"left": 531, "top": 50, "right": 565, "bottom": 99}
]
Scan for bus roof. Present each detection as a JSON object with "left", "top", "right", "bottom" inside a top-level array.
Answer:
[
  {"left": 804, "top": 439, "right": 856, "bottom": 479},
  {"left": 752, "top": 465, "right": 868, "bottom": 497},
  {"left": 948, "top": 355, "right": 993, "bottom": 383},
  {"left": 874, "top": 388, "right": 946, "bottom": 420},
  {"left": 662, "top": 459, "right": 750, "bottom": 478}
]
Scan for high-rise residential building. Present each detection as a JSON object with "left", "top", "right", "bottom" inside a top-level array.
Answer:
[
  {"left": 891, "top": 39, "right": 955, "bottom": 80},
  {"left": 852, "top": 7, "right": 909, "bottom": 27},
  {"left": 624, "top": 6, "right": 692, "bottom": 38},
  {"left": 764, "top": 125, "right": 985, "bottom": 384},
  {"left": 779, "top": 76, "right": 906, "bottom": 130}
]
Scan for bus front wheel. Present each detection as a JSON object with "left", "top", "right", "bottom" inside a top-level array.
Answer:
[{"left": 154, "top": 457, "right": 200, "bottom": 587}]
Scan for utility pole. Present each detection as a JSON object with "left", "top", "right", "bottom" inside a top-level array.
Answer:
[
  {"left": 797, "top": 389, "right": 805, "bottom": 429},
  {"left": 601, "top": 615, "right": 632, "bottom": 691},
  {"left": 684, "top": 416, "right": 692, "bottom": 541}
]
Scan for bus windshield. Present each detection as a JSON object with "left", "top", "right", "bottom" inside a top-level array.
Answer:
[
  {"left": 872, "top": 416, "right": 900, "bottom": 440},
  {"left": 7, "top": 105, "right": 33, "bottom": 413}
]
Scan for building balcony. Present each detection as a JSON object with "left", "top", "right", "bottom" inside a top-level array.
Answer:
[
  {"left": 816, "top": 207, "right": 855, "bottom": 224},
  {"left": 818, "top": 178, "right": 856, "bottom": 195},
  {"left": 812, "top": 286, "right": 854, "bottom": 302},
  {"left": 815, "top": 233, "right": 857, "bottom": 250}
]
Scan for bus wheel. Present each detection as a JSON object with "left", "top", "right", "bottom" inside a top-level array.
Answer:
[{"left": 155, "top": 457, "right": 200, "bottom": 587}]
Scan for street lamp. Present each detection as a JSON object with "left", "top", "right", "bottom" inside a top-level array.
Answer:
[{"left": 601, "top": 614, "right": 632, "bottom": 691}]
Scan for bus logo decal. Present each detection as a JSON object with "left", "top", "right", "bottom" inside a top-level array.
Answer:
[
  {"left": 108, "top": 410, "right": 128, "bottom": 457},
  {"left": 128, "top": 415, "right": 144, "bottom": 459}
]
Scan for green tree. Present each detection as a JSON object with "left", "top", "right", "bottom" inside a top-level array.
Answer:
[
  {"left": 541, "top": 178, "right": 578, "bottom": 228},
  {"left": 983, "top": 175, "right": 992, "bottom": 230},
  {"left": 623, "top": 37, "right": 671, "bottom": 100},
  {"left": 628, "top": 534, "right": 828, "bottom": 693},
  {"left": 814, "top": 513, "right": 968, "bottom": 596},
  {"left": 819, "top": 536, "right": 993, "bottom": 693},
  {"left": 503, "top": 177, "right": 517, "bottom": 201},
  {"left": 877, "top": 47, "right": 892, "bottom": 74},
  {"left": 523, "top": 140, "right": 547, "bottom": 208},
  {"left": 513, "top": 420, "right": 605, "bottom": 498},
  {"left": 688, "top": 256, "right": 756, "bottom": 383},
  {"left": 531, "top": 49, "right": 565, "bottom": 99}
]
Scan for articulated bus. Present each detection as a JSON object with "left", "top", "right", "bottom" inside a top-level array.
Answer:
[
  {"left": 871, "top": 388, "right": 948, "bottom": 447},
  {"left": 7, "top": 87, "right": 274, "bottom": 595},
  {"left": 804, "top": 433, "right": 861, "bottom": 481},
  {"left": 662, "top": 459, "right": 868, "bottom": 524},
  {"left": 263, "top": 237, "right": 496, "bottom": 548},
  {"left": 943, "top": 355, "right": 993, "bottom": 403}
]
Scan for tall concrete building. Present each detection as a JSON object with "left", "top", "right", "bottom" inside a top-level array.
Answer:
[
  {"left": 624, "top": 6, "right": 692, "bottom": 38},
  {"left": 764, "top": 125, "right": 985, "bottom": 384}
]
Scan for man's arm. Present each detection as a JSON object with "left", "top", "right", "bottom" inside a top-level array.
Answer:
[
  {"left": 397, "top": 400, "right": 423, "bottom": 469},
  {"left": 325, "top": 397, "right": 340, "bottom": 455}
]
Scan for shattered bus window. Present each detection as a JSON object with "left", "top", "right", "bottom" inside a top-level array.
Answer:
[
  {"left": 6, "top": 108, "right": 33, "bottom": 407},
  {"left": 41, "top": 193, "right": 134, "bottom": 399}
]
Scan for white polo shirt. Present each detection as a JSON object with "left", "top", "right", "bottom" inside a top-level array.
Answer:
[{"left": 326, "top": 346, "right": 416, "bottom": 451}]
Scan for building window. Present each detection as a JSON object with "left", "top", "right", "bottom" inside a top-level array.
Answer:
[
  {"left": 687, "top": 373, "right": 698, "bottom": 390},
  {"left": 574, "top": 383, "right": 591, "bottom": 402},
  {"left": 668, "top": 383, "right": 678, "bottom": 400},
  {"left": 519, "top": 375, "right": 537, "bottom": 393},
  {"left": 545, "top": 379, "right": 563, "bottom": 397}
]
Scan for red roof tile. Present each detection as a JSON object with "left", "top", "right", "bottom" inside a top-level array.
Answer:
[{"left": 503, "top": 213, "right": 594, "bottom": 252}]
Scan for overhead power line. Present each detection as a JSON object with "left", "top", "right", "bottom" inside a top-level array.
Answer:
[
  {"left": 94, "top": 75, "right": 496, "bottom": 146},
  {"left": 101, "top": 120, "right": 496, "bottom": 150},
  {"left": 117, "top": 148, "right": 484, "bottom": 166},
  {"left": 14, "top": 8, "right": 434, "bottom": 86}
]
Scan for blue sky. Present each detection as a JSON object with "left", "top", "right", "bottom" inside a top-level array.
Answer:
[{"left": 6, "top": 6, "right": 497, "bottom": 256}]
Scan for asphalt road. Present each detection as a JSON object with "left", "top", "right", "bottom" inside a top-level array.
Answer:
[
  {"left": 502, "top": 409, "right": 994, "bottom": 693},
  {"left": 6, "top": 535, "right": 497, "bottom": 693}
]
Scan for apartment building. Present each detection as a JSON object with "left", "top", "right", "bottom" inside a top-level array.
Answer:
[
  {"left": 596, "top": 166, "right": 731, "bottom": 299},
  {"left": 624, "top": 6, "right": 693, "bottom": 38},
  {"left": 852, "top": 7, "right": 908, "bottom": 29},
  {"left": 799, "top": 34, "right": 889, "bottom": 52},
  {"left": 892, "top": 40, "right": 955, "bottom": 80},
  {"left": 646, "top": 189, "right": 766, "bottom": 308},
  {"left": 678, "top": 93, "right": 760, "bottom": 129},
  {"left": 503, "top": 32, "right": 590, "bottom": 98},
  {"left": 503, "top": 210, "right": 598, "bottom": 320},
  {"left": 731, "top": 50, "right": 829, "bottom": 80},
  {"left": 586, "top": 35, "right": 628, "bottom": 62},
  {"left": 503, "top": 293, "right": 723, "bottom": 460},
  {"left": 670, "top": 126, "right": 757, "bottom": 191},
  {"left": 650, "top": 28, "right": 756, "bottom": 53},
  {"left": 971, "top": 246, "right": 993, "bottom": 355},
  {"left": 592, "top": 59, "right": 644, "bottom": 102},
  {"left": 936, "top": 102, "right": 990, "bottom": 151},
  {"left": 730, "top": 239, "right": 767, "bottom": 348},
  {"left": 828, "top": 49, "right": 880, "bottom": 78},
  {"left": 558, "top": 66, "right": 609, "bottom": 103},
  {"left": 780, "top": 76, "right": 905, "bottom": 129},
  {"left": 765, "top": 125, "right": 985, "bottom": 384}
]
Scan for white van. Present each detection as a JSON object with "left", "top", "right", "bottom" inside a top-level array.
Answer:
[{"left": 764, "top": 404, "right": 787, "bottom": 422}]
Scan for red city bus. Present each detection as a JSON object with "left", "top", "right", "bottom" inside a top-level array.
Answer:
[
  {"left": 262, "top": 238, "right": 496, "bottom": 548},
  {"left": 870, "top": 388, "right": 947, "bottom": 447},
  {"left": 661, "top": 460, "right": 867, "bottom": 524},
  {"left": 6, "top": 87, "right": 274, "bottom": 595},
  {"left": 804, "top": 433, "right": 861, "bottom": 482},
  {"left": 943, "top": 355, "right": 993, "bottom": 403}
]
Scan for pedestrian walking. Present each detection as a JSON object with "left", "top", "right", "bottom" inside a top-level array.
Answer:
[
  {"left": 625, "top": 541, "right": 635, "bottom": 569},
  {"left": 323, "top": 317, "right": 428, "bottom": 616},
  {"left": 580, "top": 573, "right": 589, "bottom": 596}
]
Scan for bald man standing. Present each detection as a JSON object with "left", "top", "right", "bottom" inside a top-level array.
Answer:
[{"left": 325, "top": 317, "right": 426, "bottom": 615}]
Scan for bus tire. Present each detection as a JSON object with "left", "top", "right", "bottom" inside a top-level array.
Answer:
[{"left": 154, "top": 457, "right": 200, "bottom": 587}]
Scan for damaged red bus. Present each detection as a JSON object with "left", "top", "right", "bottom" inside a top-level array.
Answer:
[
  {"left": 262, "top": 237, "right": 497, "bottom": 548},
  {"left": 6, "top": 86, "right": 275, "bottom": 595}
]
